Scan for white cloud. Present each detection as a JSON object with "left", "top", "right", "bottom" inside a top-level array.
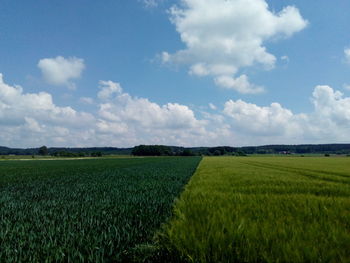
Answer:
[
  {"left": 97, "top": 80, "right": 207, "bottom": 131},
  {"left": 38, "top": 56, "right": 85, "bottom": 88},
  {"left": 97, "top": 80, "right": 122, "bottom": 100},
  {"left": 215, "top": 75, "right": 264, "bottom": 94},
  {"left": 93, "top": 81, "right": 235, "bottom": 147},
  {"left": 0, "top": 73, "right": 95, "bottom": 147},
  {"left": 143, "top": 0, "right": 157, "bottom": 8},
  {"left": 163, "top": 0, "right": 307, "bottom": 93},
  {"left": 223, "top": 99, "right": 304, "bottom": 138},
  {"left": 343, "top": 84, "right": 350, "bottom": 91},
  {"left": 221, "top": 85, "right": 350, "bottom": 144},
  {"left": 209, "top": 103, "right": 217, "bottom": 110},
  {"left": 140, "top": 0, "right": 164, "bottom": 8},
  {"left": 281, "top": 55, "right": 290, "bottom": 63},
  {"left": 24, "top": 117, "right": 44, "bottom": 133},
  {"left": 161, "top": 52, "right": 171, "bottom": 63},
  {"left": 344, "top": 48, "right": 350, "bottom": 63},
  {"left": 311, "top": 85, "right": 350, "bottom": 126},
  {"left": 2, "top": 72, "right": 350, "bottom": 147},
  {"left": 189, "top": 63, "right": 236, "bottom": 77},
  {"left": 0, "top": 73, "right": 226, "bottom": 147}
]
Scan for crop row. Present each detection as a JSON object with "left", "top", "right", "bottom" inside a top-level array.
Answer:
[{"left": 0, "top": 157, "right": 201, "bottom": 262}]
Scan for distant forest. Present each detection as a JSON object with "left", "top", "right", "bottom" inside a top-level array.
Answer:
[{"left": 1, "top": 144, "right": 350, "bottom": 156}]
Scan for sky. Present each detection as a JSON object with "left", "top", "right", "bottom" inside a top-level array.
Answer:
[{"left": 1, "top": 0, "right": 350, "bottom": 148}]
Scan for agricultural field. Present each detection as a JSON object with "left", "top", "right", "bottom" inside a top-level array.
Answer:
[
  {"left": 160, "top": 157, "right": 350, "bottom": 263},
  {"left": 0, "top": 157, "right": 201, "bottom": 262}
]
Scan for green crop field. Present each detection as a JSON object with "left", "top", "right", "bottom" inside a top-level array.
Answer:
[
  {"left": 0, "top": 157, "right": 201, "bottom": 262},
  {"left": 2, "top": 156, "right": 349, "bottom": 263},
  {"left": 160, "top": 157, "right": 350, "bottom": 263}
]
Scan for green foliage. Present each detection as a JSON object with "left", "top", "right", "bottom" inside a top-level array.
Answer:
[
  {"left": 38, "top": 145, "right": 48, "bottom": 155},
  {"left": 207, "top": 146, "right": 236, "bottom": 156},
  {"left": 232, "top": 150, "right": 247, "bottom": 156},
  {"left": 213, "top": 150, "right": 221, "bottom": 156},
  {"left": 2, "top": 144, "right": 350, "bottom": 157},
  {"left": 0, "top": 157, "right": 201, "bottom": 262},
  {"left": 91, "top": 151, "right": 102, "bottom": 157},
  {"left": 160, "top": 157, "right": 350, "bottom": 263},
  {"left": 132, "top": 145, "right": 172, "bottom": 156},
  {"left": 180, "top": 149, "right": 196, "bottom": 156},
  {"left": 51, "top": 151, "right": 101, "bottom": 157}
]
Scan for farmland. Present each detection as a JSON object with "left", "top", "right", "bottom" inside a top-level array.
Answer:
[
  {"left": 1, "top": 155, "right": 349, "bottom": 263},
  {"left": 160, "top": 157, "right": 350, "bottom": 263},
  {"left": 0, "top": 157, "right": 201, "bottom": 262}
]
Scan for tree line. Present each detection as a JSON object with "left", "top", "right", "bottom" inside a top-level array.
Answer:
[
  {"left": 1, "top": 144, "right": 350, "bottom": 156},
  {"left": 132, "top": 145, "right": 197, "bottom": 156}
]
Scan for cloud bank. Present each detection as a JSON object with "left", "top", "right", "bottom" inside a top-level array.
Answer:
[
  {"left": 162, "top": 0, "right": 308, "bottom": 94},
  {"left": 1, "top": 73, "right": 350, "bottom": 148}
]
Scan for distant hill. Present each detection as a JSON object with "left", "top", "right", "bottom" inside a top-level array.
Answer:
[
  {"left": 1, "top": 144, "right": 350, "bottom": 156},
  {"left": 0, "top": 146, "right": 132, "bottom": 156},
  {"left": 190, "top": 144, "right": 350, "bottom": 155}
]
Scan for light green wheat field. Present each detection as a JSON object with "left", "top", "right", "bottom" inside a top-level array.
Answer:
[{"left": 160, "top": 157, "right": 350, "bottom": 263}]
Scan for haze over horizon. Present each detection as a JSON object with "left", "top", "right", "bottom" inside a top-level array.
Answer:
[{"left": 1, "top": 0, "right": 350, "bottom": 148}]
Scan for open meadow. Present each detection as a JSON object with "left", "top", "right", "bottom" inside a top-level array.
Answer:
[
  {"left": 0, "top": 157, "right": 201, "bottom": 262},
  {"left": 160, "top": 156, "right": 350, "bottom": 263}
]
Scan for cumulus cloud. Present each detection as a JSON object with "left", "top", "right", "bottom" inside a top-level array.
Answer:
[
  {"left": 2, "top": 72, "right": 350, "bottom": 147},
  {"left": 0, "top": 73, "right": 95, "bottom": 147},
  {"left": 223, "top": 99, "right": 305, "bottom": 138},
  {"left": 221, "top": 85, "right": 350, "bottom": 144},
  {"left": 311, "top": 86, "right": 350, "bottom": 126},
  {"left": 162, "top": 0, "right": 307, "bottom": 93},
  {"left": 24, "top": 117, "right": 44, "bottom": 133},
  {"left": 0, "top": 73, "right": 228, "bottom": 147},
  {"left": 215, "top": 75, "right": 264, "bottom": 94},
  {"left": 345, "top": 48, "right": 350, "bottom": 63},
  {"left": 97, "top": 80, "right": 122, "bottom": 100},
  {"left": 95, "top": 80, "right": 215, "bottom": 147},
  {"left": 38, "top": 56, "right": 85, "bottom": 89},
  {"left": 98, "top": 93, "right": 203, "bottom": 130}
]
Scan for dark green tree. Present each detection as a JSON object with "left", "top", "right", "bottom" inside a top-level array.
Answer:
[
  {"left": 38, "top": 146, "right": 48, "bottom": 156},
  {"left": 181, "top": 149, "right": 195, "bottom": 156},
  {"left": 132, "top": 145, "right": 172, "bottom": 156},
  {"left": 213, "top": 150, "right": 221, "bottom": 156}
]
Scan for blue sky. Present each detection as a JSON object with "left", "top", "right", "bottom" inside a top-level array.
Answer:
[{"left": 1, "top": 0, "right": 350, "bottom": 147}]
